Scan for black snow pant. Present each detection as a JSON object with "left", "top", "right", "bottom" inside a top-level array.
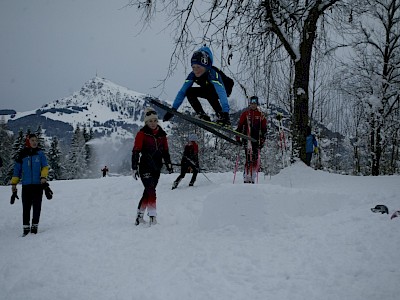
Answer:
[
  {"left": 22, "top": 184, "right": 44, "bottom": 226},
  {"left": 137, "top": 171, "right": 160, "bottom": 217},
  {"left": 186, "top": 86, "right": 222, "bottom": 115},
  {"left": 175, "top": 161, "right": 198, "bottom": 185},
  {"left": 305, "top": 152, "right": 313, "bottom": 166}
]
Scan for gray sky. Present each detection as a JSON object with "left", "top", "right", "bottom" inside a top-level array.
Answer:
[{"left": 0, "top": 0, "right": 184, "bottom": 111}]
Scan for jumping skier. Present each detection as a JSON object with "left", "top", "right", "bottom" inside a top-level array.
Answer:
[{"left": 162, "top": 45, "right": 231, "bottom": 126}]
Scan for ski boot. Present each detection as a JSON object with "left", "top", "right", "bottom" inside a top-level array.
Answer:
[
  {"left": 149, "top": 216, "right": 157, "bottom": 225},
  {"left": 31, "top": 224, "right": 38, "bottom": 234},
  {"left": 135, "top": 212, "right": 146, "bottom": 226},
  {"left": 22, "top": 225, "right": 30, "bottom": 237},
  {"left": 195, "top": 112, "right": 211, "bottom": 122},
  {"left": 216, "top": 112, "right": 231, "bottom": 126},
  {"left": 172, "top": 181, "right": 179, "bottom": 190}
]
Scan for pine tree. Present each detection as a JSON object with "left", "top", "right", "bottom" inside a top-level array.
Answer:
[
  {"left": 35, "top": 125, "right": 46, "bottom": 151},
  {"left": 67, "top": 125, "right": 88, "bottom": 179},
  {"left": 0, "top": 120, "right": 14, "bottom": 185},
  {"left": 47, "top": 137, "right": 62, "bottom": 180}
]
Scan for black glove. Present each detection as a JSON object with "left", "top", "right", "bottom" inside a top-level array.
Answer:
[
  {"left": 166, "top": 163, "right": 174, "bottom": 174},
  {"left": 42, "top": 182, "right": 53, "bottom": 200},
  {"left": 10, "top": 191, "right": 19, "bottom": 205},
  {"left": 163, "top": 110, "right": 176, "bottom": 122},
  {"left": 133, "top": 169, "right": 139, "bottom": 180}
]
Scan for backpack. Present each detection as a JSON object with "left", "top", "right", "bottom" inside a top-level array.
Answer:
[{"left": 212, "top": 66, "right": 234, "bottom": 97}]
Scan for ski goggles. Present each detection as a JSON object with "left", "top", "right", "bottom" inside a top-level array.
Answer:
[
  {"left": 249, "top": 96, "right": 259, "bottom": 104},
  {"left": 145, "top": 110, "right": 157, "bottom": 116}
]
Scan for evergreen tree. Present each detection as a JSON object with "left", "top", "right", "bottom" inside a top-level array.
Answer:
[
  {"left": 47, "top": 137, "right": 62, "bottom": 180},
  {"left": 67, "top": 125, "right": 88, "bottom": 179},
  {"left": 35, "top": 125, "right": 46, "bottom": 151},
  {"left": 0, "top": 120, "right": 14, "bottom": 185}
]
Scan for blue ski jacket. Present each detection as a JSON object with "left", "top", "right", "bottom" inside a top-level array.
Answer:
[
  {"left": 172, "top": 46, "right": 230, "bottom": 113},
  {"left": 306, "top": 134, "right": 318, "bottom": 154},
  {"left": 11, "top": 147, "right": 49, "bottom": 185}
]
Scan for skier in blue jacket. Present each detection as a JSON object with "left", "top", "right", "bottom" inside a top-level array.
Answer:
[
  {"left": 11, "top": 133, "right": 49, "bottom": 236},
  {"left": 305, "top": 126, "right": 318, "bottom": 166},
  {"left": 163, "top": 46, "right": 231, "bottom": 125}
]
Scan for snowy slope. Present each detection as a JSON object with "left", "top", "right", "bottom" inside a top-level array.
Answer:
[
  {"left": 4, "top": 77, "right": 151, "bottom": 140},
  {"left": 0, "top": 163, "right": 399, "bottom": 300}
]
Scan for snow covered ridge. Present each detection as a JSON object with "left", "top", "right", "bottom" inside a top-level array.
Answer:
[
  {"left": 5, "top": 77, "right": 153, "bottom": 140},
  {"left": 0, "top": 163, "right": 399, "bottom": 300}
]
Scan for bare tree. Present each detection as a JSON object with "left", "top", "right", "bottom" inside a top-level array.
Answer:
[
  {"left": 339, "top": 0, "right": 400, "bottom": 175},
  {"left": 129, "top": 0, "right": 345, "bottom": 163}
]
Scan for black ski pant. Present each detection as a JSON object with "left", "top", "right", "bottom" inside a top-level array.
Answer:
[
  {"left": 186, "top": 86, "right": 222, "bottom": 115},
  {"left": 22, "top": 184, "right": 44, "bottom": 226},
  {"left": 244, "top": 142, "right": 259, "bottom": 166},
  {"left": 305, "top": 152, "right": 313, "bottom": 166},
  {"left": 175, "top": 161, "right": 198, "bottom": 184},
  {"left": 137, "top": 171, "right": 160, "bottom": 216}
]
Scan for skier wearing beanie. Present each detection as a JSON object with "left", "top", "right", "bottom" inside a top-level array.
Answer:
[
  {"left": 171, "top": 133, "right": 200, "bottom": 190},
  {"left": 132, "top": 107, "right": 173, "bottom": 225},
  {"left": 235, "top": 96, "right": 267, "bottom": 183},
  {"left": 163, "top": 46, "right": 231, "bottom": 126}
]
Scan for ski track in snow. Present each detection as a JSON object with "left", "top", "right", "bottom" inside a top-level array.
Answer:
[{"left": 0, "top": 163, "right": 399, "bottom": 300}]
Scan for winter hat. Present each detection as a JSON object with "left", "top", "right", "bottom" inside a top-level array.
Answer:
[
  {"left": 188, "top": 134, "right": 198, "bottom": 142},
  {"left": 144, "top": 107, "right": 158, "bottom": 124},
  {"left": 191, "top": 46, "right": 213, "bottom": 69},
  {"left": 249, "top": 96, "right": 259, "bottom": 105}
]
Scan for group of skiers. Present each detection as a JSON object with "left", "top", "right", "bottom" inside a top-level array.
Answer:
[
  {"left": 9, "top": 45, "right": 318, "bottom": 233},
  {"left": 130, "top": 45, "right": 318, "bottom": 226}
]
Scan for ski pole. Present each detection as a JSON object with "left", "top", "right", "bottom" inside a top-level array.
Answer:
[
  {"left": 200, "top": 171, "right": 212, "bottom": 182},
  {"left": 233, "top": 145, "right": 241, "bottom": 184},
  {"left": 256, "top": 148, "right": 261, "bottom": 184}
]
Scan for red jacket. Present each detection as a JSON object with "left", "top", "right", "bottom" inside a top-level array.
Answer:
[
  {"left": 182, "top": 142, "right": 199, "bottom": 167},
  {"left": 132, "top": 125, "right": 171, "bottom": 174},
  {"left": 236, "top": 108, "right": 267, "bottom": 144}
]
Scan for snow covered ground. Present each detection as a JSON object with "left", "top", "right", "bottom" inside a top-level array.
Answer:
[{"left": 0, "top": 162, "right": 399, "bottom": 300}]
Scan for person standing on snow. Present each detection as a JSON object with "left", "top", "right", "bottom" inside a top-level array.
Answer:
[
  {"left": 11, "top": 133, "right": 49, "bottom": 236},
  {"left": 162, "top": 46, "right": 231, "bottom": 126},
  {"left": 235, "top": 96, "right": 267, "bottom": 183},
  {"left": 101, "top": 166, "right": 109, "bottom": 177},
  {"left": 305, "top": 126, "right": 318, "bottom": 167},
  {"left": 172, "top": 134, "right": 200, "bottom": 190},
  {"left": 132, "top": 107, "right": 173, "bottom": 226}
]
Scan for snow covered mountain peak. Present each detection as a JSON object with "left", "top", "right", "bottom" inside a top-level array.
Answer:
[{"left": 6, "top": 77, "right": 156, "bottom": 141}]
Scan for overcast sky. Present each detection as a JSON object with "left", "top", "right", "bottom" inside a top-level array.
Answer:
[{"left": 0, "top": 0, "right": 185, "bottom": 112}]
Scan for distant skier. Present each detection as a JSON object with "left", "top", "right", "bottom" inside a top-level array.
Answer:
[
  {"left": 172, "top": 134, "right": 200, "bottom": 189},
  {"left": 235, "top": 96, "right": 267, "bottom": 183},
  {"left": 163, "top": 45, "right": 232, "bottom": 126},
  {"left": 132, "top": 107, "right": 173, "bottom": 226},
  {"left": 101, "top": 166, "right": 109, "bottom": 177},
  {"left": 11, "top": 133, "right": 49, "bottom": 236},
  {"left": 305, "top": 126, "right": 318, "bottom": 167}
]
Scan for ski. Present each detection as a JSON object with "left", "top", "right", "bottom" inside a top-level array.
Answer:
[
  {"left": 147, "top": 97, "right": 255, "bottom": 144},
  {"left": 194, "top": 118, "right": 257, "bottom": 143}
]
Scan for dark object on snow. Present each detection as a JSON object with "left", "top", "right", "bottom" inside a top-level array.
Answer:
[
  {"left": 390, "top": 210, "right": 400, "bottom": 220},
  {"left": 42, "top": 182, "right": 53, "bottom": 200},
  {"left": 371, "top": 205, "right": 389, "bottom": 214},
  {"left": 10, "top": 191, "right": 19, "bottom": 205}
]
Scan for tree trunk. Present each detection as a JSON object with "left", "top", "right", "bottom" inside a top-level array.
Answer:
[{"left": 371, "top": 125, "right": 382, "bottom": 176}]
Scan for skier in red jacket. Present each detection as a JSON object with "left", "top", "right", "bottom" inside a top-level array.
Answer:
[
  {"left": 172, "top": 134, "right": 200, "bottom": 189},
  {"left": 132, "top": 107, "right": 173, "bottom": 225},
  {"left": 235, "top": 96, "right": 267, "bottom": 183}
]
